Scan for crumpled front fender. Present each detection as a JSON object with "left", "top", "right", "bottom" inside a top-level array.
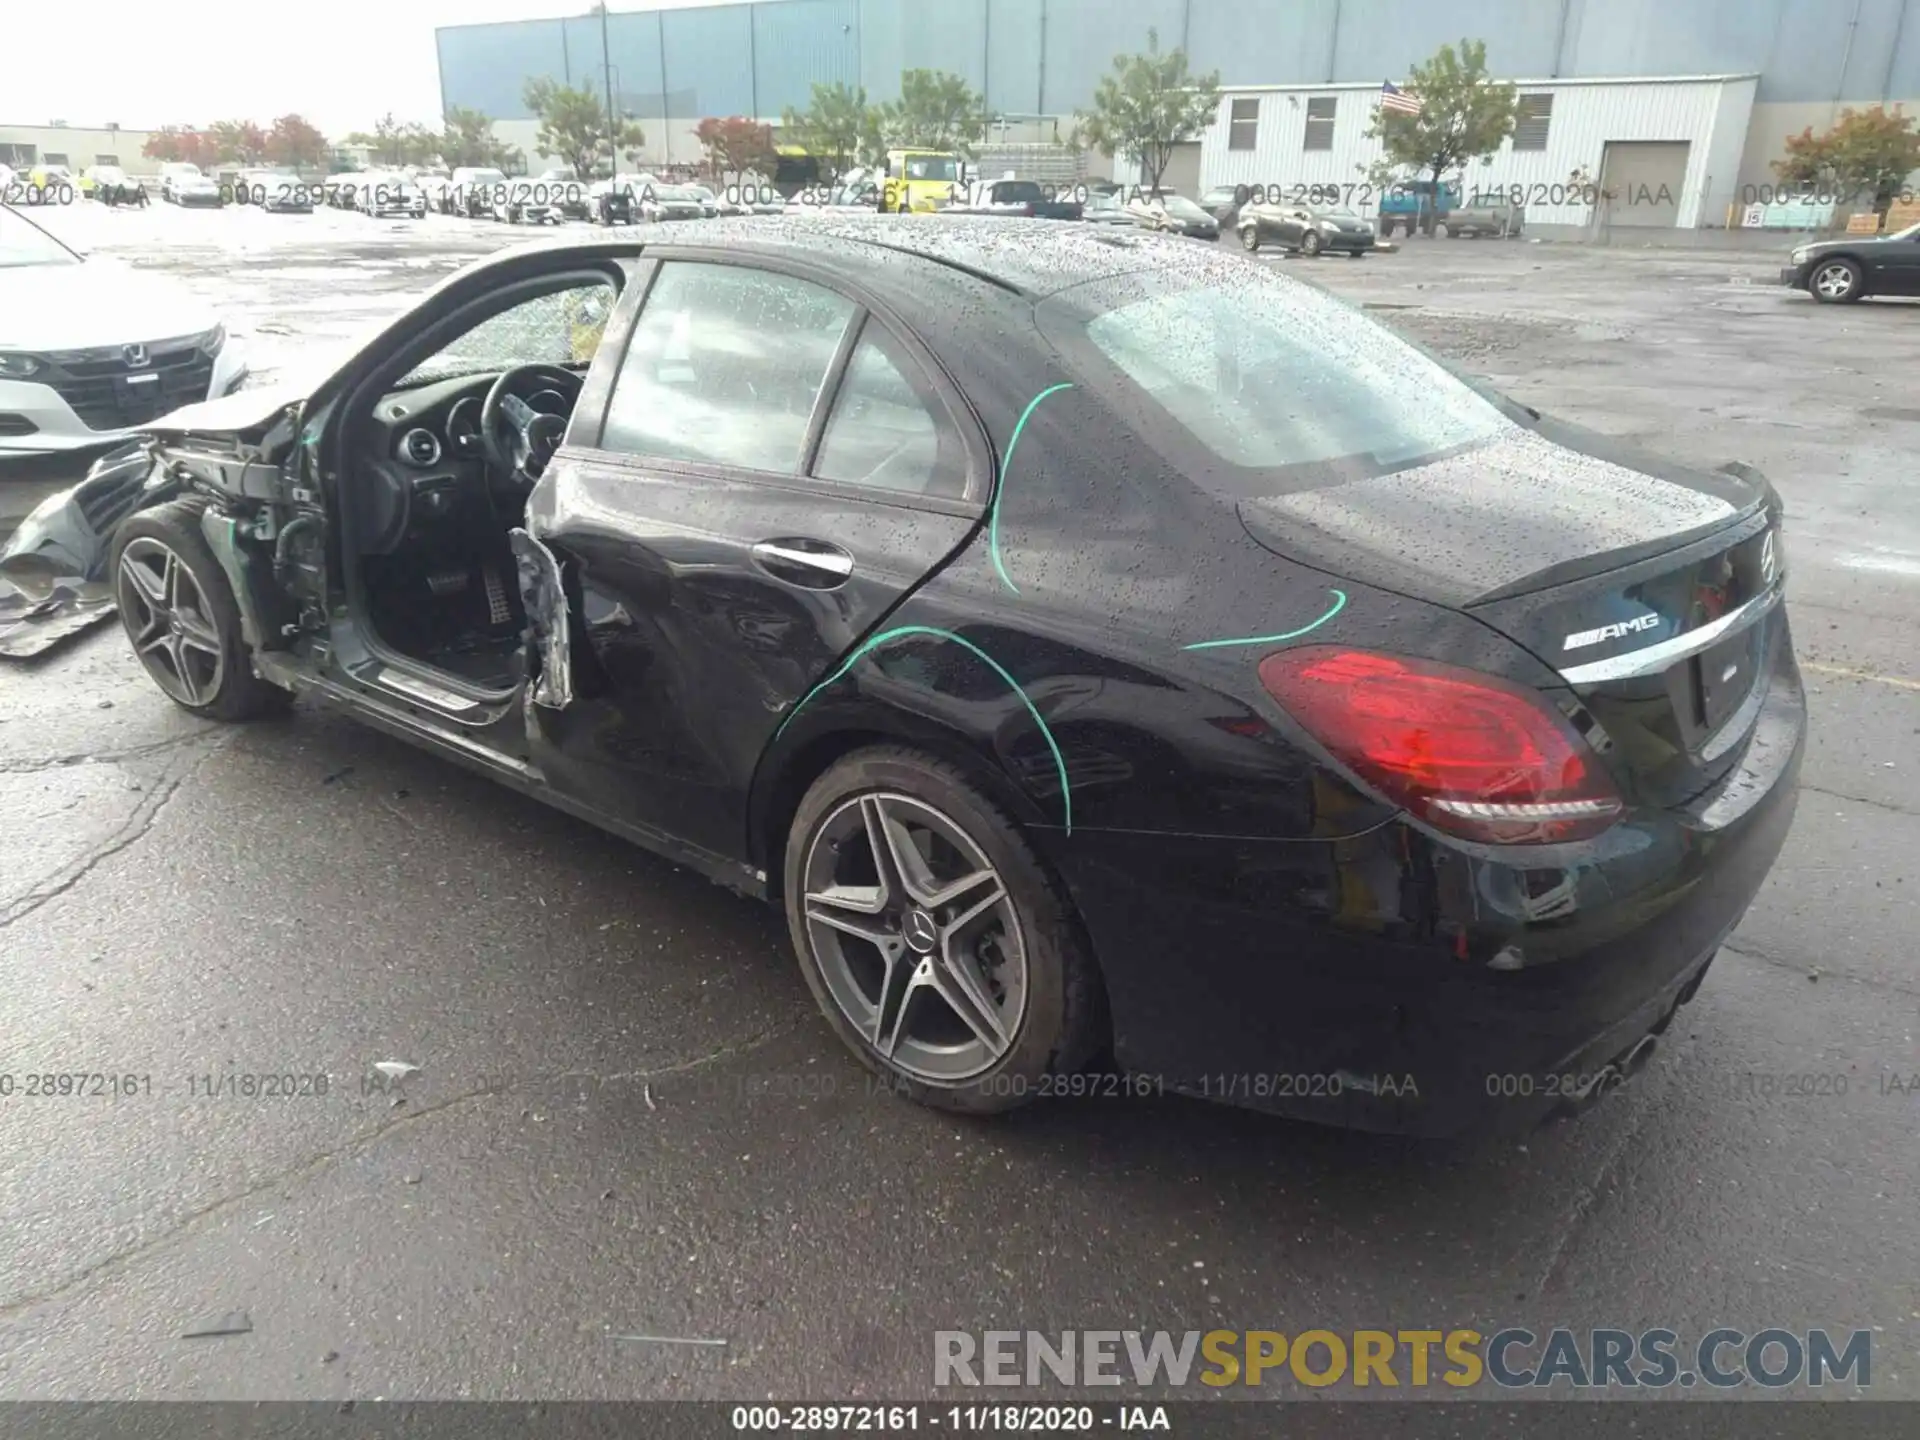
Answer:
[{"left": 0, "top": 442, "right": 181, "bottom": 658}]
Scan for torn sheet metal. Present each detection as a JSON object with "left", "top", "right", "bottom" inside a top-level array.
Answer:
[
  {"left": 0, "top": 442, "right": 172, "bottom": 660},
  {"left": 508, "top": 527, "right": 572, "bottom": 709},
  {"left": 0, "top": 577, "right": 116, "bottom": 659}
]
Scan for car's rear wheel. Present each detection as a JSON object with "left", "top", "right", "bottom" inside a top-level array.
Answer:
[
  {"left": 1240, "top": 226, "right": 1260, "bottom": 252},
  {"left": 1811, "top": 258, "right": 1864, "bottom": 303},
  {"left": 111, "top": 501, "right": 291, "bottom": 722},
  {"left": 784, "top": 747, "right": 1101, "bottom": 1114}
]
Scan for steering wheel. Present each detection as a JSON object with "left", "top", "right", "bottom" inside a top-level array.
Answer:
[{"left": 481, "top": 364, "right": 583, "bottom": 485}]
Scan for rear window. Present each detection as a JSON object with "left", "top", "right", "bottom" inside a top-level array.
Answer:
[{"left": 1039, "top": 267, "right": 1520, "bottom": 491}]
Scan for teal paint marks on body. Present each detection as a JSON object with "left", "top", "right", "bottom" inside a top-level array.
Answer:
[
  {"left": 1181, "top": 589, "right": 1348, "bottom": 651},
  {"left": 773, "top": 625, "right": 1074, "bottom": 834},
  {"left": 989, "top": 382, "right": 1075, "bottom": 595}
]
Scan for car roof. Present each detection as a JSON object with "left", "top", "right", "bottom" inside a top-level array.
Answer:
[{"left": 624, "top": 214, "right": 1198, "bottom": 299}]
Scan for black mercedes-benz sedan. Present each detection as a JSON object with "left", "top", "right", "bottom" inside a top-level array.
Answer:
[
  {"left": 1779, "top": 219, "right": 1920, "bottom": 301},
  {"left": 93, "top": 217, "right": 1803, "bottom": 1137}
]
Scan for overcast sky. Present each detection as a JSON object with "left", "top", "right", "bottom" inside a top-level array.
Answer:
[{"left": 8, "top": 0, "right": 729, "bottom": 137}]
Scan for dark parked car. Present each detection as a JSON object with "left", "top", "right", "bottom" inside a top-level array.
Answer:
[
  {"left": 1198, "top": 183, "right": 1246, "bottom": 228},
  {"left": 1126, "top": 192, "right": 1220, "bottom": 240},
  {"left": 1779, "top": 220, "right": 1920, "bottom": 302},
  {"left": 1238, "top": 201, "right": 1375, "bottom": 256},
  {"left": 91, "top": 218, "right": 1802, "bottom": 1136},
  {"left": 590, "top": 178, "right": 637, "bottom": 225}
]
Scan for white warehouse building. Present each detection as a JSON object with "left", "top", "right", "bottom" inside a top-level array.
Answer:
[{"left": 1112, "top": 74, "right": 1764, "bottom": 235}]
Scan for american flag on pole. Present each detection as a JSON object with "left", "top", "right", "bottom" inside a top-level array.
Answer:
[{"left": 1380, "top": 80, "right": 1424, "bottom": 115}]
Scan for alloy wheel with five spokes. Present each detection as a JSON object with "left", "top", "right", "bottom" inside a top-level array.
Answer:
[
  {"left": 1813, "top": 260, "right": 1860, "bottom": 302},
  {"left": 801, "top": 791, "right": 1029, "bottom": 1084},
  {"left": 116, "top": 535, "right": 225, "bottom": 707}
]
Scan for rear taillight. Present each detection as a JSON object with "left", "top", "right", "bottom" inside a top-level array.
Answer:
[{"left": 1257, "top": 647, "right": 1623, "bottom": 844}]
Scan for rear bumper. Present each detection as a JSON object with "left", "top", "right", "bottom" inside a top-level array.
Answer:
[{"left": 1035, "top": 634, "right": 1806, "bottom": 1138}]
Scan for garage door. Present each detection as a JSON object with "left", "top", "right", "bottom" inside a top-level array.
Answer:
[
  {"left": 1160, "top": 143, "right": 1202, "bottom": 200},
  {"left": 1598, "top": 141, "right": 1690, "bottom": 228}
]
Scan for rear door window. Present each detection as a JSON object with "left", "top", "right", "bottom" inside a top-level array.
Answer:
[{"left": 812, "top": 321, "right": 969, "bottom": 499}]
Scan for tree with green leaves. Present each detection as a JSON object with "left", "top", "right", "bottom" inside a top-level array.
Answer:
[
  {"left": 1363, "top": 40, "right": 1519, "bottom": 205},
  {"left": 1072, "top": 30, "right": 1220, "bottom": 196},
  {"left": 1774, "top": 104, "right": 1920, "bottom": 215},
  {"left": 441, "top": 106, "right": 523, "bottom": 171},
  {"left": 341, "top": 112, "right": 440, "bottom": 168},
  {"left": 879, "top": 69, "right": 989, "bottom": 156},
  {"left": 523, "top": 77, "right": 646, "bottom": 179},
  {"left": 781, "top": 81, "right": 885, "bottom": 181}
]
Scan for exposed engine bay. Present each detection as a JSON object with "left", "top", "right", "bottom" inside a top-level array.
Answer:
[{"left": 347, "top": 364, "right": 583, "bottom": 690}]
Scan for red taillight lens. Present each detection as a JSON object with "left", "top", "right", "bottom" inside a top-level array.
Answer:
[{"left": 1257, "top": 647, "right": 1623, "bottom": 844}]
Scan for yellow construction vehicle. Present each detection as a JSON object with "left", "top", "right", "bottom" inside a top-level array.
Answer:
[{"left": 879, "top": 149, "right": 963, "bottom": 213}]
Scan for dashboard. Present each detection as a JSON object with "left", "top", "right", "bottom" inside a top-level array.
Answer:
[
  {"left": 369, "top": 370, "right": 573, "bottom": 471},
  {"left": 350, "top": 369, "right": 578, "bottom": 556}
]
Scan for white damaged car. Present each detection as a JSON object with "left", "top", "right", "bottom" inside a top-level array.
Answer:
[{"left": 0, "top": 205, "right": 247, "bottom": 454}]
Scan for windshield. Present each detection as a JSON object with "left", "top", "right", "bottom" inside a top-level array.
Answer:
[
  {"left": 1086, "top": 192, "right": 1124, "bottom": 212},
  {"left": 902, "top": 156, "right": 959, "bottom": 182},
  {"left": 1160, "top": 196, "right": 1208, "bottom": 221},
  {"left": 463, "top": 169, "right": 506, "bottom": 184},
  {"left": 92, "top": 168, "right": 126, "bottom": 182},
  {"left": 399, "top": 281, "right": 617, "bottom": 387},
  {"left": 994, "top": 182, "right": 1043, "bottom": 202},
  {"left": 1887, "top": 221, "right": 1920, "bottom": 241},
  {"left": 0, "top": 208, "right": 83, "bottom": 268},
  {"left": 1042, "top": 267, "right": 1517, "bottom": 491}
]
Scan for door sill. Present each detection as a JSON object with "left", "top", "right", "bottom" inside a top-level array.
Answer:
[{"left": 371, "top": 664, "right": 495, "bottom": 716}]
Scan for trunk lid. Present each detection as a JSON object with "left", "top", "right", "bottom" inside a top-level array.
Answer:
[{"left": 1238, "top": 422, "right": 1785, "bottom": 807}]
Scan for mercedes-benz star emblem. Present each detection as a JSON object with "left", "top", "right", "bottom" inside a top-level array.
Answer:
[
  {"left": 122, "top": 342, "right": 149, "bottom": 368},
  {"left": 903, "top": 910, "right": 939, "bottom": 954}
]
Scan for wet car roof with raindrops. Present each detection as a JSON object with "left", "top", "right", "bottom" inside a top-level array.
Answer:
[{"left": 541, "top": 214, "right": 1254, "bottom": 300}]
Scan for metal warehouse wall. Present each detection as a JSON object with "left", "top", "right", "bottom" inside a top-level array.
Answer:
[
  {"left": 1153, "top": 76, "right": 1759, "bottom": 229},
  {"left": 438, "top": 0, "right": 1920, "bottom": 122}
]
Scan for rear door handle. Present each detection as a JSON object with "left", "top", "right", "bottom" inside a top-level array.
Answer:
[{"left": 751, "top": 539, "right": 854, "bottom": 588}]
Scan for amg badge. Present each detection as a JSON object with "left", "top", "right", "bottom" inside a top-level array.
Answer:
[{"left": 1563, "top": 613, "right": 1662, "bottom": 651}]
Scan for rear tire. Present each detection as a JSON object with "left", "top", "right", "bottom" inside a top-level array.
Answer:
[
  {"left": 110, "top": 500, "right": 291, "bottom": 722},
  {"left": 1239, "top": 226, "right": 1260, "bottom": 252},
  {"left": 783, "top": 746, "right": 1103, "bottom": 1115}
]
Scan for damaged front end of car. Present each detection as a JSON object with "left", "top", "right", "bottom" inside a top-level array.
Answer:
[
  {"left": 0, "top": 443, "right": 175, "bottom": 657},
  {"left": 0, "top": 386, "right": 320, "bottom": 662}
]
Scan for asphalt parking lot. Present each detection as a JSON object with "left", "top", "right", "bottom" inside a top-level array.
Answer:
[{"left": 2, "top": 203, "right": 1917, "bottom": 1403}]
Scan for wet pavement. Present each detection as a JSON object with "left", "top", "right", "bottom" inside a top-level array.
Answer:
[{"left": 1, "top": 209, "right": 1917, "bottom": 1401}]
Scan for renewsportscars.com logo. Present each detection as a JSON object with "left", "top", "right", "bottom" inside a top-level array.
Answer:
[{"left": 934, "top": 1328, "right": 1871, "bottom": 1390}]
